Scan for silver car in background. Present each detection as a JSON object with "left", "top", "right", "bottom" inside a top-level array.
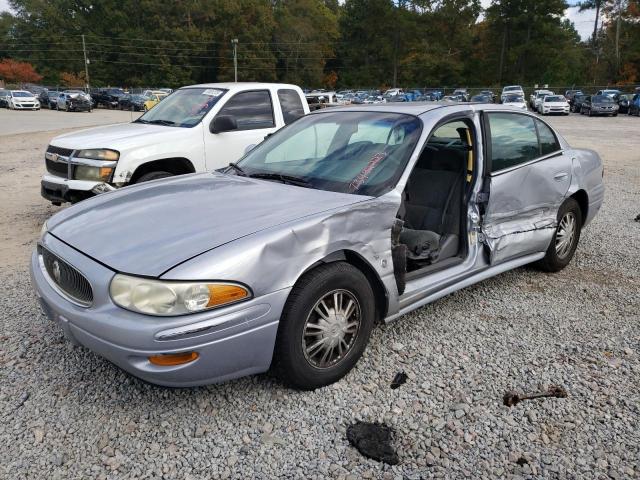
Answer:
[{"left": 31, "top": 103, "right": 604, "bottom": 390}]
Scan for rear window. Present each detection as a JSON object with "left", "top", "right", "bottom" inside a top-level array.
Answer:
[{"left": 277, "top": 89, "right": 305, "bottom": 125}]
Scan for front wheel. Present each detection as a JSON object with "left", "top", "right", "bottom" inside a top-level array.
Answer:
[
  {"left": 536, "top": 198, "right": 582, "bottom": 272},
  {"left": 273, "top": 262, "right": 375, "bottom": 390}
]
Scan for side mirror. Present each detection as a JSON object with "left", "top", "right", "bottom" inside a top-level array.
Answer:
[{"left": 210, "top": 115, "right": 238, "bottom": 134}]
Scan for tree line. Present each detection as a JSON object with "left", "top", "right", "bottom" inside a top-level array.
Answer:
[{"left": 0, "top": 0, "right": 638, "bottom": 89}]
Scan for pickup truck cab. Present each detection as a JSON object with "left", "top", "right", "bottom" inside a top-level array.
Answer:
[{"left": 41, "top": 82, "right": 309, "bottom": 204}]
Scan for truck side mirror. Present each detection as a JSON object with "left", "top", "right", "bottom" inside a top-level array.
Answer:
[{"left": 210, "top": 115, "right": 238, "bottom": 134}]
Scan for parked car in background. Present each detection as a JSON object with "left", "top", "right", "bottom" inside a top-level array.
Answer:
[
  {"left": 0, "top": 89, "right": 10, "bottom": 108},
  {"left": 384, "top": 88, "right": 404, "bottom": 98},
  {"left": 538, "top": 95, "right": 569, "bottom": 115},
  {"left": 501, "top": 94, "right": 528, "bottom": 110},
  {"left": 564, "top": 90, "right": 583, "bottom": 104},
  {"left": 118, "top": 94, "right": 148, "bottom": 111},
  {"left": 470, "top": 94, "right": 492, "bottom": 103},
  {"left": 32, "top": 102, "right": 604, "bottom": 389},
  {"left": 571, "top": 94, "right": 588, "bottom": 113},
  {"left": 596, "top": 89, "right": 621, "bottom": 102},
  {"left": 8, "top": 90, "right": 40, "bottom": 110},
  {"left": 501, "top": 85, "right": 524, "bottom": 102},
  {"left": 628, "top": 93, "right": 640, "bottom": 116},
  {"left": 56, "top": 91, "right": 92, "bottom": 112},
  {"left": 479, "top": 90, "right": 496, "bottom": 102},
  {"left": 617, "top": 94, "right": 632, "bottom": 114},
  {"left": 306, "top": 91, "right": 339, "bottom": 110},
  {"left": 424, "top": 89, "right": 444, "bottom": 100},
  {"left": 40, "top": 83, "right": 309, "bottom": 204},
  {"left": 532, "top": 90, "right": 554, "bottom": 111},
  {"left": 452, "top": 88, "right": 470, "bottom": 101},
  {"left": 93, "top": 88, "right": 126, "bottom": 108},
  {"left": 580, "top": 95, "right": 619, "bottom": 117},
  {"left": 46, "top": 91, "right": 61, "bottom": 110}
]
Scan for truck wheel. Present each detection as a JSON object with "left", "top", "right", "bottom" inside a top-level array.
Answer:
[
  {"left": 273, "top": 262, "right": 375, "bottom": 390},
  {"left": 135, "top": 171, "right": 174, "bottom": 183}
]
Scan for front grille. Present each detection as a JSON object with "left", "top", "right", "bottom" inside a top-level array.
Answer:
[
  {"left": 47, "top": 145, "right": 74, "bottom": 157},
  {"left": 39, "top": 246, "right": 93, "bottom": 306},
  {"left": 46, "top": 158, "right": 68, "bottom": 177}
]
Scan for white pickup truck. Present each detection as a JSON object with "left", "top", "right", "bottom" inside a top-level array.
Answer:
[{"left": 41, "top": 82, "right": 309, "bottom": 204}]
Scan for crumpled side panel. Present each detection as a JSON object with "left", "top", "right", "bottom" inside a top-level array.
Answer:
[{"left": 482, "top": 213, "right": 556, "bottom": 264}]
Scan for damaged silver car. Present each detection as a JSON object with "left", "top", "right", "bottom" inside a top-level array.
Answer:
[{"left": 31, "top": 104, "right": 604, "bottom": 390}]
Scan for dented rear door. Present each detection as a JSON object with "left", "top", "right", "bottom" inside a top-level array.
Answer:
[{"left": 481, "top": 112, "right": 571, "bottom": 264}]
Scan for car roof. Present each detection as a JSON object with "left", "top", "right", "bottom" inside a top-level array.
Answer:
[
  {"left": 308, "top": 102, "right": 540, "bottom": 117},
  {"left": 186, "top": 82, "right": 302, "bottom": 91}
]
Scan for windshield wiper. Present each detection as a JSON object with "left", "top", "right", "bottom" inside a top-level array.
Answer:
[
  {"left": 147, "top": 119, "right": 176, "bottom": 126},
  {"left": 227, "top": 162, "right": 247, "bottom": 176},
  {"left": 133, "top": 118, "right": 149, "bottom": 124},
  {"left": 249, "top": 172, "right": 311, "bottom": 188}
]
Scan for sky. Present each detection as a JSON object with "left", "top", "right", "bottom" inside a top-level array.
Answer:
[{"left": 0, "top": 0, "right": 597, "bottom": 41}]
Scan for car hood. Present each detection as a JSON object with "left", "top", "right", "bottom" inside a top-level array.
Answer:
[
  {"left": 50, "top": 122, "right": 183, "bottom": 150},
  {"left": 544, "top": 102, "right": 568, "bottom": 106},
  {"left": 592, "top": 102, "right": 615, "bottom": 107},
  {"left": 47, "top": 173, "right": 367, "bottom": 277},
  {"left": 14, "top": 96, "right": 37, "bottom": 101}
]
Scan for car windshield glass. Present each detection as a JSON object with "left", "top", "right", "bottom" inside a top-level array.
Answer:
[
  {"left": 504, "top": 87, "right": 520, "bottom": 91},
  {"left": 13, "top": 91, "right": 32, "bottom": 97},
  {"left": 545, "top": 96, "right": 563, "bottom": 102},
  {"left": 135, "top": 87, "right": 227, "bottom": 128},
  {"left": 107, "top": 89, "right": 125, "bottom": 95},
  {"left": 131, "top": 95, "right": 146, "bottom": 101},
  {"left": 235, "top": 111, "right": 422, "bottom": 197},
  {"left": 593, "top": 95, "right": 612, "bottom": 103},
  {"left": 504, "top": 95, "right": 524, "bottom": 102}
]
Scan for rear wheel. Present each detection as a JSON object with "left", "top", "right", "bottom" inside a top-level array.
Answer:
[
  {"left": 536, "top": 198, "right": 582, "bottom": 272},
  {"left": 273, "top": 262, "right": 375, "bottom": 390},
  {"left": 135, "top": 171, "right": 173, "bottom": 183}
]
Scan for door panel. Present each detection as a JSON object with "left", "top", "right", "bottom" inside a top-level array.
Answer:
[{"left": 482, "top": 154, "right": 571, "bottom": 263}]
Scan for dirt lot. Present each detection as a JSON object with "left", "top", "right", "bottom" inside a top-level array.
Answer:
[{"left": 0, "top": 110, "right": 639, "bottom": 479}]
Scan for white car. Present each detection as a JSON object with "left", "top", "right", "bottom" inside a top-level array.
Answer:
[
  {"left": 501, "top": 85, "right": 524, "bottom": 102},
  {"left": 539, "top": 95, "right": 570, "bottom": 115},
  {"left": 533, "top": 90, "right": 554, "bottom": 111},
  {"left": 502, "top": 94, "right": 528, "bottom": 110},
  {"left": 40, "top": 82, "right": 309, "bottom": 204},
  {"left": 8, "top": 90, "right": 40, "bottom": 110},
  {"left": 384, "top": 88, "right": 404, "bottom": 97}
]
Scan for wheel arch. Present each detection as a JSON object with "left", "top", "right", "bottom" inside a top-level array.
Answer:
[
  {"left": 129, "top": 157, "right": 196, "bottom": 184},
  {"left": 569, "top": 189, "right": 589, "bottom": 225},
  {"left": 299, "top": 249, "right": 388, "bottom": 323}
]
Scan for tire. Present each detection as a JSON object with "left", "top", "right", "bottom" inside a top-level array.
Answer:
[
  {"left": 536, "top": 197, "right": 582, "bottom": 273},
  {"left": 135, "top": 171, "right": 174, "bottom": 183},
  {"left": 273, "top": 262, "right": 376, "bottom": 390}
]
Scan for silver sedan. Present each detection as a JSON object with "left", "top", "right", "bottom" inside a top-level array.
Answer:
[{"left": 31, "top": 103, "right": 604, "bottom": 390}]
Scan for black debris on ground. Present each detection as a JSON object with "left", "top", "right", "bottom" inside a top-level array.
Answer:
[
  {"left": 634, "top": 213, "right": 640, "bottom": 222},
  {"left": 503, "top": 385, "right": 568, "bottom": 407},
  {"left": 516, "top": 457, "right": 529, "bottom": 466},
  {"left": 390, "top": 371, "right": 408, "bottom": 389},
  {"left": 346, "top": 421, "right": 400, "bottom": 465}
]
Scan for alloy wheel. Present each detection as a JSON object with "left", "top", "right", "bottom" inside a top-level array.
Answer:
[
  {"left": 302, "top": 289, "right": 361, "bottom": 369},
  {"left": 555, "top": 212, "right": 577, "bottom": 259}
]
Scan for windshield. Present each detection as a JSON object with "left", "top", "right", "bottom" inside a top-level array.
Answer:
[
  {"left": 544, "top": 96, "right": 564, "bottom": 102},
  {"left": 107, "top": 89, "right": 125, "bottom": 96},
  {"left": 12, "top": 91, "right": 32, "bottom": 97},
  {"left": 234, "top": 111, "right": 422, "bottom": 196},
  {"left": 135, "top": 87, "right": 227, "bottom": 128},
  {"left": 593, "top": 95, "right": 613, "bottom": 103},
  {"left": 504, "top": 95, "right": 524, "bottom": 102},
  {"left": 504, "top": 87, "right": 521, "bottom": 92}
]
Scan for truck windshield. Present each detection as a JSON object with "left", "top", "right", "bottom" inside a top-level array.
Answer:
[
  {"left": 234, "top": 111, "right": 422, "bottom": 197},
  {"left": 135, "top": 87, "right": 228, "bottom": 128}
]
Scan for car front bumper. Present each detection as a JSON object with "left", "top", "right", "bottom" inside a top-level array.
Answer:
[
  {"left": 12, "top": 102, "right": 39, "bottom": 109},
  {"left": 31, "top": 234, "right": 287, "bottom": 387},
  {"left": 41, "top": 174, "right": 101, "bottom": 203}
]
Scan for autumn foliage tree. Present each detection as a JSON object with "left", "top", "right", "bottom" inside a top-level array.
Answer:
[
  {"left": 0, "top": 58, "right": 42, "bottom": 83},
  {"left": 60, "top": 71, "right": 85, "bottom": 87}
]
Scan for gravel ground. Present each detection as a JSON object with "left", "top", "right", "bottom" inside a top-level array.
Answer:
[{"left": 1, "top": 114, "right": 639, "bottom": 479}]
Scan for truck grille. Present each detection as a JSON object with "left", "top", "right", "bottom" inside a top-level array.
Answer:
[
  {"left": 46, "top": 145, "right": 74, "bottom": 157},
  {"left": 46, "top": 158, "right": 68, "bottom": 177},
  {"left": 39, "top": 246, "right": 93, "bottom": 306}
]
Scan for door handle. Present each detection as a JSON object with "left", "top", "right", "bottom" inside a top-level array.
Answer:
[{"left": 554, "top": 172, "right": 568, "bottom": 181}]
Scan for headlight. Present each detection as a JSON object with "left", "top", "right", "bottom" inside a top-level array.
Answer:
[
  {"left": 75, "top": 149, "right": 119, "bottom": 161},
  {"left": 74, "top": 165, "right": 114, "bottom": 182},
  {"left": 109, "top": 274, "right": 251, "bottom": 316}
]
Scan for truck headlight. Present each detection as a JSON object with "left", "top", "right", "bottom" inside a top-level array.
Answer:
[
  {"left": 109, "top": 274, "right": 251, "bottom": 316},
  {"left": 74, "top": 165, "right": 114, "bottom": 182},
  {"left": 76, "top": 149, "right": 119, "bottom": 161}
]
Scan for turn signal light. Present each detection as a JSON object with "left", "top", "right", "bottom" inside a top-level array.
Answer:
[
  {"left": 148, "top": 351, "right": 199, "bottom": 366},
  {"left": 206, "top": 284, "right": 249, "bottom": 308}
]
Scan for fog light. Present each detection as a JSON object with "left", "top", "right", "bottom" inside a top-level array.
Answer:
[{"left": 149, "top": 351, "right": 199, "bottom": 366}]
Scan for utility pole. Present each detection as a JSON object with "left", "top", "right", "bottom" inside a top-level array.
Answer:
[
  {"left": 615, "top": 0, "right": 622, "bottom": 73},
  {"left": 231, "top": 38, "right": 238, "bottom": 82},
  {"left": 81, "top": 34, "right": 90, "bottom": 92}
]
